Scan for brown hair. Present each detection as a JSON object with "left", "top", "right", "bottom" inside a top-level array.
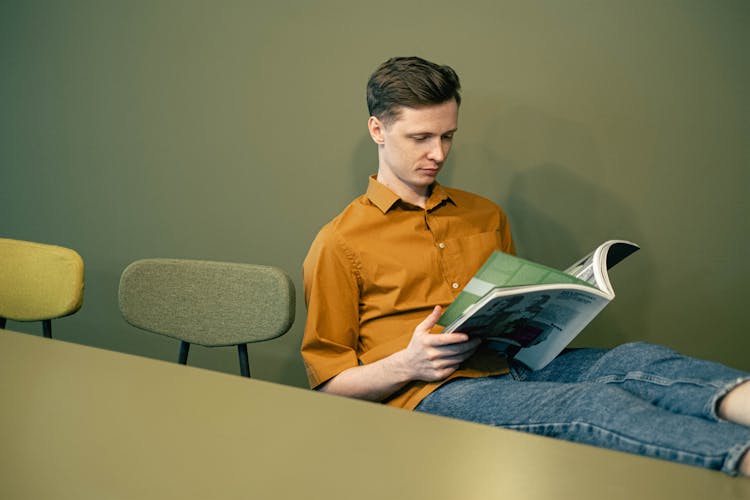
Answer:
[{"left": 366, "top": 56, "right": 461, "bottom": 124}]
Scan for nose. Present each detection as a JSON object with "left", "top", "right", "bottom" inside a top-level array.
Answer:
[{"left": 427, "top": 138, "right": 447, "bottom": 163}]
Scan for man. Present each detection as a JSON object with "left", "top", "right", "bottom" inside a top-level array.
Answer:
[{"left": 302, "top": 56, "right": 750, "bottom": 476}]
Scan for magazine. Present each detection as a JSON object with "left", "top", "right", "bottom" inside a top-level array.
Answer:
[{"left": 438, "top": 240, "right": 639, "bottom": 370}]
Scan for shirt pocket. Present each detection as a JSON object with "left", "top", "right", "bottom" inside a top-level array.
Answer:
[{"left": 440, "top": 230, "right": 505, "bottom": 292}]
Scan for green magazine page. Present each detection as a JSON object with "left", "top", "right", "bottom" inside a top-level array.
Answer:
[{"left": 438, "top": 251, "right": 594, "bottom": 327}]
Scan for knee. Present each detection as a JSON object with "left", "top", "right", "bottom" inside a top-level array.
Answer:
[
  {"left": 591, "top": 342, "right": 682, "bottom": 377},
  {"left": 611, "top": 341, "right": 678, "bottom": 359}
]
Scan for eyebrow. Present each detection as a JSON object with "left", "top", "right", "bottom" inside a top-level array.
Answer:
[{"left": 406, "top": 128, "right": 458, "bottom": 137}]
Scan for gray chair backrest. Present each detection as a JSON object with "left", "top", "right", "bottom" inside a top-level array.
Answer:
[{"left": 118, "top": 259, "right": 295, "bottom": 347}]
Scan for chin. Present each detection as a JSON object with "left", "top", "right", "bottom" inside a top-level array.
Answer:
[{"left": 413, "top": 177, "right": 436, "bottom": 187}]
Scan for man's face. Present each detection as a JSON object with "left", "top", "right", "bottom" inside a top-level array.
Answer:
[{"left": 369, "top": 99, "right": 459, "bottom": 202}]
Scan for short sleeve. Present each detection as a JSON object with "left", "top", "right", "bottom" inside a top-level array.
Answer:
[{"left": 301, "top": 226, "right": 362, "bottom": 388}]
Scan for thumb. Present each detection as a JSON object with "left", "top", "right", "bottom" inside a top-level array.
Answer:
[{"left": 414, "top": 305, "right": 442, "bottom": 335}]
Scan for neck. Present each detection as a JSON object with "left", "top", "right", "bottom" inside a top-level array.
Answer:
[{"left": 376, "top": 171, "right": 431, "bottom": 208}]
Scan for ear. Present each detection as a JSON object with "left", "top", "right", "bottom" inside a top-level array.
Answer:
[{"left": 367, "top": 116, "right": 386, "bottom": 145}]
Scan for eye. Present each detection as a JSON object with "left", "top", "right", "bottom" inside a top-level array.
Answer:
[{"left": 412, "top": 135, "right": 429, "bottom": 142}]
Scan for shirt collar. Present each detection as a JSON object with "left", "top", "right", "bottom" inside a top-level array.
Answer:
[{"left": 366, "top": 175, "right": 455, "bottom": 213}]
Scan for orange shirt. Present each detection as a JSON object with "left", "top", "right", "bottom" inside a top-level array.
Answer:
[{"left": 302, "top": 177, "right": 516, "bottom": 409}]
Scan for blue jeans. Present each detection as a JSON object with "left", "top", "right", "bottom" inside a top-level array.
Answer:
[{"left": 415, "top": 342, "right": 750, "bottom": 475}]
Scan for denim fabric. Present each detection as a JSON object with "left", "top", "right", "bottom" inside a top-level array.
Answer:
[{"left": 415, "top": 342, "right": 750, "bottom": 475}]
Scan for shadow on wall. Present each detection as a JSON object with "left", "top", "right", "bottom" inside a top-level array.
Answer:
[
  {"left": 505, "top": 162, "right": 652, "bottom": 347},
  {"left": 351, "top": 133, "right": 377, "bottom": 194},
  {"left": 454, "top": 100, "right": 654, "bottom": 348}
]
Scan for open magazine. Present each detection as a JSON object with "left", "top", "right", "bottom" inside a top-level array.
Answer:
[{"left": 438, "top": 240, "right": 639, "bottom": 370}]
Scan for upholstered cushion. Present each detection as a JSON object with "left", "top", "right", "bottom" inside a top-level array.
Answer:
[
  {"left": 118, "top": 259, "right": 295, "bottom": 346},
  {"left": 0, "top": 238, "right": 84, "bottom": 321}
]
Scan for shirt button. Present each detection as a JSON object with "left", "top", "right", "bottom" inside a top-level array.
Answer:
[
  {"left": 438, "top": 242, "right": 446, "bottom": 249},
  {"left": 452, "top": 282, "right": 459, "bottom": 289}
]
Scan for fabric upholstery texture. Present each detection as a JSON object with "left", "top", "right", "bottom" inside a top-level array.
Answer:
[
  {"left": 118, "top": 259, "right": 295, "bottom": 346},
  {"left": 0, "top": 238, "right": 84, "bottom": 321}
]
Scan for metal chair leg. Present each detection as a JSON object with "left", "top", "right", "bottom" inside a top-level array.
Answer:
[
  {"left": 178, "top": 341, "right": 190, "bottom": 365},
  {"left": 238, "top": 344, "right": 250, "bottom": 378},
  {"left": 42, "top": 319, "right": 52, "bottom": 338}
]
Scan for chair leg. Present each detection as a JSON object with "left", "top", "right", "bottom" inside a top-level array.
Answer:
[
  {"left": 42, "top": 319, "right": 52, "bottom": 339},
  {"left": 178, "top": 341, "right": 190, "bottom": 365},
  {"left": 238, "top": 344, "right": 250, "bottom": 378}
]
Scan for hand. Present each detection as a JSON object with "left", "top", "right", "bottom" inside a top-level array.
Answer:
[{"left": 400, "top": 305, "right": 481, "bottom": 382}]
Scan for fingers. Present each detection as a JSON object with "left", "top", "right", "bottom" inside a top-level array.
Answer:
[
  {"left": 420, "top": 345, "right": 481, "bottom": 381},
  {"left": 425, "top": 337, "right": 480, "bottom": 358},
  {"left": 429, "top": 331, "right": 476, "bottom": 346},
  {"left": 436, "top": 346, "right": 481, "bottom": 365},
  {"left": 422, "top": 334, "right": 481, "bottom": 363},
  {"left": 414, "top": 305, "right": 478, "bottom": 348},
  {"left": 439, "top": 340, "right": 482, "bottom": 362},
  {"left": 414, "top": 306, "right": 468, "bottom": 341},
  {"left": 414, "top": 305, "right": 443, "bottom": 334},
  {"left": 405, "top": 305, "right": 482, "bottom": 382}
]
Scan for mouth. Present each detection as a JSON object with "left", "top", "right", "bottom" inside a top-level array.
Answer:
[{"left": 419, "top": 166, "right": 441, "bottom": 176}]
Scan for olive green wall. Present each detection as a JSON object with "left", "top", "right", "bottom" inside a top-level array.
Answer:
[{"left": 2, "top": 0, "right": 748, "bottom": 386}]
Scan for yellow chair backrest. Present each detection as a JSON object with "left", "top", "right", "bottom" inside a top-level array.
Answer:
[{"left": 0, "top": 238, "right": 84, "bottom": 323}]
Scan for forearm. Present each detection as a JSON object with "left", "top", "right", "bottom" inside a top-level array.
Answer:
[
  {"left": 318, "top": 350, "right": 414, "bottom": 402},
  {"left": 314, "top": 307, "right": 479, "bottom": 402}
]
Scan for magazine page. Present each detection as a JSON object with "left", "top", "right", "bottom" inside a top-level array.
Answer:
[
  {"left": 592, "top": 240, "right": 640, "bottom": 296},
  {"left": 564, "top": 240, "right": 640, "bottom": 295},
  {"left": 439, "top": 240, "right": 639, "bottom": 370},
  {"left": 473, "top": 288, "right": 610, "bottom": 370},
  {"left": 438, "top": 251, "right": 592, "bottom": 328},
  {"left": 563, "top": 252, "right": 598, "bottom": 287},
  {"left": 443, "top": 283, "right": 609, "bottom": 336}
]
